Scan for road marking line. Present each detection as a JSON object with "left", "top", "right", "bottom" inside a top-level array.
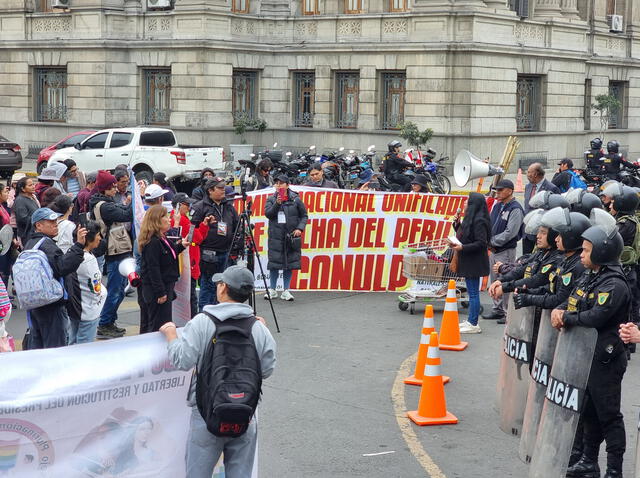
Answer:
[
  {"left": 391, "top": 352, "right": 447, "bottom": 478},
  {"left": 362, "top": 451, "right": 396, "bottom": 457}
]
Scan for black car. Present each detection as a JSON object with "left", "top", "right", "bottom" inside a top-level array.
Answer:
[{"left": 0, "top": 135, "right": 23, "bottom": 179}]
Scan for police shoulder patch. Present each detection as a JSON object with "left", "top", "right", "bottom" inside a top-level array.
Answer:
[
  {"left": 562, "top": 273, "right": 572, "bottom": 286},
  {"left": 541, "top": 264, "right": 552, "bottom": 273},
  {"left": 597, "top": 292, "right": 610, "bottom": 305}
]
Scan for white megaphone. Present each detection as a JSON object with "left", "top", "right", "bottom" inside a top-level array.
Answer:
[
  {"left": 118, "top": 257, "right": 141, "bottom": 288},
  {"left": 453, "top": 150, "right": 505, "bottom": 187}
]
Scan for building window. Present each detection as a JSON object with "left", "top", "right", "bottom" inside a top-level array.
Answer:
[
  {"left": 608, "top": 81, "right": 626, "bottom": 129},
  {"left": 232, "top": 0, "right": 249, "bottom": 13},
  {"left": 345, "top": 0, "right": 362, "bottom": 13},
  {"left": 303, "top": 0, "right": 319, "bottom": 14},
  {"left": 335, "top": 72, "right": 359, "bottom": 129},
  {"left": 381, "top": 72, "right": 406, "bottom": 130},
  {"left": 233, "top": 70, "right": 258, "bottom": 122},
  {"left": 583, "top": 79, "right": 591, "bottom": 130},
  {"left": 389, "top": 0, "right": 408, "bottom": 11},
  {"left": 516, "top": 75, "right": 541, "bottom": 132},
  {"left": 293, "top": 72, "right": 315, "bottom": 128},
  {"left": 143, "top": 69, "right": 171, "bottom": 125},
  {"left": 34, "top": 68, "right": 67, "bottom": 122}
]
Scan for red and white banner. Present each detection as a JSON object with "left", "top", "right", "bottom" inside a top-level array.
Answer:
[{"left": 235, "top": 187, "right": 467, "bottom": 292}]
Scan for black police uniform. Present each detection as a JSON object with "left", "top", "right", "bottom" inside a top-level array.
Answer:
[
  {"left": 584, "top": 148, "right": 604, "bottom": 173},
  {"left": 561, "top": 266, "right": 630, "bottom": 474},
  {"left": 500, "top": 248, "right": 564, "bottom": 293},
  {"left": 384, "top": 152, "right": 413, "bottom": 189},
  {"left": 616, "top": 214, "right": 639, "bottom": 323},
  {"left": 602, "top": 153, "right": 637, "bottom": 181}
]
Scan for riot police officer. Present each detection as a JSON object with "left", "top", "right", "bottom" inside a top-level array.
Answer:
[
  {"left": 566, "top": 189, "right": 603, "bottom": 217},
  {"left": 383, "top": 140, "right": 413, "bottom": 191},
  {"left": 584, "top": 137, "right": 604, "bottom": 173},
  {"left": 602, "top": 140, "right": 638, "bottom": 181},
  {"left": 553, "top": 223, "right": 630, "bottom": 478}
]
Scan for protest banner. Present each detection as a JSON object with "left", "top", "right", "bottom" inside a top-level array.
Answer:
[
  {"left": 235, "top": 187, "right": 467, "bottom": 292},
  {"left": 172, "top": 248, "right": 192, "bottom": 327}
]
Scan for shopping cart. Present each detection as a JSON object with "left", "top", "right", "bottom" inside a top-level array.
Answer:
[{"left": 397, "top": 238, "right": 471, "bottom": 315}]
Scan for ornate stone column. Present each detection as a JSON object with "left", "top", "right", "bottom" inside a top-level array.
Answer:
[
  {"left": 560, "top": 0, "right": 581, "bottom": 19},
  {"left": 534, "top": 0, "right": 563, "bottom": 17}
]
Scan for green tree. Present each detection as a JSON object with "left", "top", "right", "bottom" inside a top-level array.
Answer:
[
  {"left": 592, "top": 94, "right": 622, "bottom": 141},
  {"left": 233, "top": 117, "right": 267, "bottom": 144},
  {"left": 397, "top": 121, "right": 434, "bottom": 151}
]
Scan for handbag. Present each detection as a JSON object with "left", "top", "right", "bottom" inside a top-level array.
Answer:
[
  {"left": 286, "top": 233, "right": 302, "bottom": 253},
  {"left": 200, "top": 248, "right": 218, "bottom": 264}
]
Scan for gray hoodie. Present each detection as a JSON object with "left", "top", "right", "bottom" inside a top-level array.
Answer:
[{"left": 167, "top": 302, "right": 277, "bottom": 406}]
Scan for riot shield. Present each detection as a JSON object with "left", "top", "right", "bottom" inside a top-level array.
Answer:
[
  {"left": 528, "top": 325, "right": 597, "bottom": 478},
  {"left": 518, "top": 309, "right": 559, "bottom": 463},
  {"left": 497, "top": 299, "right": 535, "bottom": 436}
]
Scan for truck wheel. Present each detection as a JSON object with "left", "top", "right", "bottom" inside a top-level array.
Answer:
[{"left": 134, "top": 169, "right": 153, "bottom": 184}]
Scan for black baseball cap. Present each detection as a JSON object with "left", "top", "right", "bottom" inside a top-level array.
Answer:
[
  {"left": 171, "top": 192, "right": 195, "bottom": 208},
  {"left": 558, "top": 158, "right": 574, "bottom": 169},
  {"left": 494, "top": 179, "right": 515, "bottom": 190}
]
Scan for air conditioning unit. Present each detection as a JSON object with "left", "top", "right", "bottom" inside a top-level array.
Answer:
[
  {"left": 609, "top": 14, "right": 624, "bottom": 33},
  {"left": 51, "top": 0, "right": 70, "bottom": 7},
  {"left": 148, "top": 0, "right": 172, "bottom": 9}
]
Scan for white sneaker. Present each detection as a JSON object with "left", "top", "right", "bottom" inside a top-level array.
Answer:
[
  {"left": 280, "top": 290, "right": 294, "bottom": 301},
  {"left": 264, "top": 289, "right": 278, "bottom": 300},
  {"left": 458, "top": 321, "right": 473, "bottom": 331},
  {"left": 460, "top": 323, "right": 482, "bottom": 334}
]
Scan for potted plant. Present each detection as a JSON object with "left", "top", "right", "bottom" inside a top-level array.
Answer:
[
  {"left": 229, "top": 117, "right": 268, "bottom": 165},
  {"left": 398, "top": 121, "right": 434, "bottom": 152}
]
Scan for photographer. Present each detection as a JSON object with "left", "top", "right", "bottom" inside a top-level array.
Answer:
[
  {"left": 245, "top": 159, "right": 274, "bottom": 192},
  {"left": 191, "top": 178, "right": 240, "bottom": 311},
  {"left": 264, "top": 175, "right": 308, "bottom": 301}
]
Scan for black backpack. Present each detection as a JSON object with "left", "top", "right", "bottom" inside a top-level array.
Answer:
[{"left": 196, "top": 313, "right": 262, "bottom": 438}]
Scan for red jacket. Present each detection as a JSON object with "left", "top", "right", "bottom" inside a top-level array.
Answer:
[{"left": 170, "top": 211, "right": 208, "bottom": 280}]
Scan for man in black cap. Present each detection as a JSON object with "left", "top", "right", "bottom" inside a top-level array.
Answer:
[
  {"left": 482, "top": 179, "right": 524, "bottom": 321},
  {"left": 552, "top": 158, "right": 574, "bottom": 193}
]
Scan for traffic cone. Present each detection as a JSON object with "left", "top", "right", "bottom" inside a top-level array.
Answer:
[
  {"left": 405, "top": 305, "right": 450, "bottom": 386},
  {"left": 407, "top": 332, "right": 458, "bottom": 426},
  {"left": 439, "top": 280, "right": 468, "bottom": 351},
  {"left": 515, "top": 168, "right": 524, "bottom": 193}
]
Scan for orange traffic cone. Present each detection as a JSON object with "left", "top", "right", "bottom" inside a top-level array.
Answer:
[
  {"left": 515, "top": 168, "right": 524, "bottom": 193},
  {"left": 407, "top": 332, "right": 458, "bottom": 426},
  {"left": 405, "top": 305, "right": 450, "bottom": 386},
  {"left": 439, "top": 280, "right": 468, "bottom": 351}
]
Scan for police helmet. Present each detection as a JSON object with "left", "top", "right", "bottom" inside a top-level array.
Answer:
[
  {"left": 523, "top": 209, "right": 545, "bottom": 235},
  {"left": 541, "top": 207, "right": 592, "bottom": 251},
  {"left": 607, "top": 140, "right": 620, "bottom": 154},
  {"left": 388, "top": 140, "right": 402, "bottom": 152},
  {"left": 590, "top": 137, "right": 603, "bottom": 150},
  {"left": 581, "top": 225, "right": 623, "bottom": 266},
  {"left": 571, "top": 192, "right": 603, "bottom": 217},
  {"left": 529, "top": 191, "right": 570, "bottom": 211},
  {"left": 612, "top": 185, "right": 640, "bottom": 214}
]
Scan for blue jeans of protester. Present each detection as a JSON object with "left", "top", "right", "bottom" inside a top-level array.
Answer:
[
  {"left": 198, "top": 254, "right": 229, "bottom": 312},
  {"left": 68, "top": 318, "right": 99, "bottom": 344},
  {"left": 465, "top": 277, "right": 481, "bottom": 326},
  {"left": 269, "top": 269, "right": 292, "bottom": 290},
  {"left": 99, "top": 259, "right": 127, "bottom": 327}
]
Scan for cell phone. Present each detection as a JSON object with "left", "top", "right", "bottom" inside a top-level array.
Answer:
[
  {"left": 278, "top": 188, "right": 288, "bottom": 202},
  {"left": 185, "top": 225, "right": 195, "bottom": 243}
]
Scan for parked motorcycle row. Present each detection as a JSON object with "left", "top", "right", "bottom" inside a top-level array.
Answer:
[{"left": 577, "top": 137, "right": 640, "bottom": 191}]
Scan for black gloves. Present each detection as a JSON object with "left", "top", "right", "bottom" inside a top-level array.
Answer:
[{"left": 512, "top": 293, "right": 530, "bottom": 309}]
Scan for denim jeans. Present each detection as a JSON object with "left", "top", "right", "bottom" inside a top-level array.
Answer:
[
  {"left": 68, "top": 318, "right": 99, "bottom": 344},
  {"left": 99, "top": 259, "right": 127, "bottom": 327},
  {"left": 198, "top": 254, "right": 229, "bottom": 312},
  {"left": 465, "top": 277, "right": 481, "bottom": 326},
  {"left": 269, "top": 269, "right": 292, "bottom": 290}
]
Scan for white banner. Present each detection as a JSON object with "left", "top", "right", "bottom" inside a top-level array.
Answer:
[{"left": 173, "top": 249, "right": 192, "bottom": 327}]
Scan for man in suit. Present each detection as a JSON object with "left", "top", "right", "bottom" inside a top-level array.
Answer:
[{"left": 522, "top": 162, "right": 560, "bottom": 254}]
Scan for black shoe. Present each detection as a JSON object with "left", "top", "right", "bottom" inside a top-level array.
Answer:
[
  {"left": 109, "top": 323, "right": 126, "bottom": 334},
  {"left": 481, "top": 311, "right": 505, "bottom": 321},
  {"left": 496, "top": 317, "right": 506, "bottom": 324},
  {"left": 97, "top": 325, "right": 125, "bottom": 340},
  {"left": 569, "top": 449, "right": 583, "bottom": 468},
  {"left": 566, "top": 457, "right": 600, "bottom": 478},
  {"left": 603, "top": 470, "right": 623, "bottom": 478}
]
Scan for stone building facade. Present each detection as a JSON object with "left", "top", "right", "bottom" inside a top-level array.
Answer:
[{"left": 1, "top": 0, "right": 640, "bottom": 167}]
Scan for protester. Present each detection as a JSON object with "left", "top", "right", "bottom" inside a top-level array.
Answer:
[
  {"left": 77, "top": 172, "right": 98, "bottom": 214},
  {"left": 245, "top": 159, "right": 274, "bottom": 192},
  {"left": 192, "top": 168, "right": 215, "bottom": 201},
  {"left": 24, "top": 208, "right": 86, "bottom": 349},
  {"left": 482, "top": 180, "right": 523, "bottom": 322},
  {"left": 89, "top": 171, "right": 134, "bottom": 339},
  {"left": 160, "top": 265, "right": 276, "bottom": 478},
  {"left": 153, "top": 172, "right": 176, "bottom": 202},
  {"left": 36, "top": 162, "right": 67, "bottom": 202},
  {"left": 0, "top": 185, "right": 15, "bottom": 287},
  {"left": 191, "top": 177, "right": 240, "bottom": 311},
  {"left": 114, "top": 169, "right": 131, "bottom": 205},
  {"left": 66, "top": 220, "right": 107, "bottom": 345},
  {"left": 0, "top": 277, "right": 11, "bottom": 353},
  {"left": 61, "top": 159, "right": 86, "bottom": 199},
  {"left": 50, "top": 195, "right": 75, "bottom": 253},
  {"left": 41, "top": 187, "right": 62, "bottom": 208},
  {"left": 13, "top": 176, "right": 39, "bottom": 246},
  {"left": 143, "top": 184, "right": 168, "bottom": 205},
  {"left": 264, "top": 175, "right": 308, "bottom": 301},
  {"left": 523, "top": 163, "right": 560, "bottom": 253},
  {"left": 305, "top": 163, "right": 338, "bottom": 189},
  {"left": 139, "top": 205, "right": 187, "bottom": 333},
  {"left": 410, "top": 174, "right": 430, "bottom": 193},
  {"left": 449, "top": 193, "right": 490, "bottom": 334},
  {"left": 552, "top": 158, "right": 574, "bottom": 193}
]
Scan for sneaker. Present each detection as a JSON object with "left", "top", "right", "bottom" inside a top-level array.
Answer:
[
  {"left": 264, "top": 289, "right": 278, "bottom": 300},
  {"left": 96, "top": 325, "right": 125, "bottom": 340},
  {"left": 458, "top": 321, "right": 473, "bottom": 331},
  {"left": 280, "top": 290, "right": 294, "bottom": 301},
  {"left": 110, "top": 323, "right": 126, "bottom": 334},
  {"left": 460, "top": 323, "right": 482, "bottom": 334}
]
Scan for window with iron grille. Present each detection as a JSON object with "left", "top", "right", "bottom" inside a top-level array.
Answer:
[
  {"left": 335, "top": 72, "right": 359, "bottom": 129},
  {"left": 381, "top": 72, "right": 405, "bottom": 130},
  {"left": 584, "top": 79, "right": 592, "bottom": 130},
  {"left": 143, "top": 69, "right": 171, "bottom": 125},
  {"left": 389, "top": 0, "right": 408, "bottom": 11},
  {"left": 293, "top": 72, "right": 315, "bottom": 128},
  {"left": 232, "top": 70, "right": 258, "bottom": 122},
  {"left": 516, "top": 75, "right": 541, "bottom": 132},
  {"left": 608, "top": 81, "right": 626, "bottom": 129},
  {"left": 233, "top": 0, "right": 249, "bottom": 13},
  {"left": 303, "top": 0, "right": 319, "bottom": 14},
  {"left": 345, "top": 0, "right": 362, "bottom": 13},
  {"left": 34, "top": 68, "right": 67, "bottom": 122}
]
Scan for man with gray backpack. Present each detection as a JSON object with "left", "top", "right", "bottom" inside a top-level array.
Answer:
[
  {"left": 15, "top": 207, "right": 86, "bottom": 349},
  {"left": 160, "top": 265, "right": 276, "bottom": 478}
]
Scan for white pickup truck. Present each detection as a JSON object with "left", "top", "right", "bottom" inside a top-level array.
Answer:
[{"left": 49, "top": 127, "right": 225, "bottom": 182}]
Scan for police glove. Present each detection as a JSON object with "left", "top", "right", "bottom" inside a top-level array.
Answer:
[{"left": 512, "top": 293, "right": 530, "bottom": 309}]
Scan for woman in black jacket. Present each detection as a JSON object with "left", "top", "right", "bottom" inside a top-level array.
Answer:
[
  {"left": 264, "top": 175, "right": 308, "bottom": 301},
  {"left": 139, "top": 205, "right": 187, "bottom": 333},
  {"left": 448, "top": 192, "right": 490, "bottom": 334}
]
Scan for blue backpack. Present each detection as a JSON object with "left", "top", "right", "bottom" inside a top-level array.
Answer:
[
  {"left": 568, "top": 170, "right": 587, "bottom": 190},
  {"left": 13, "top": 238, "right": 65, "bottom": 310}
]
